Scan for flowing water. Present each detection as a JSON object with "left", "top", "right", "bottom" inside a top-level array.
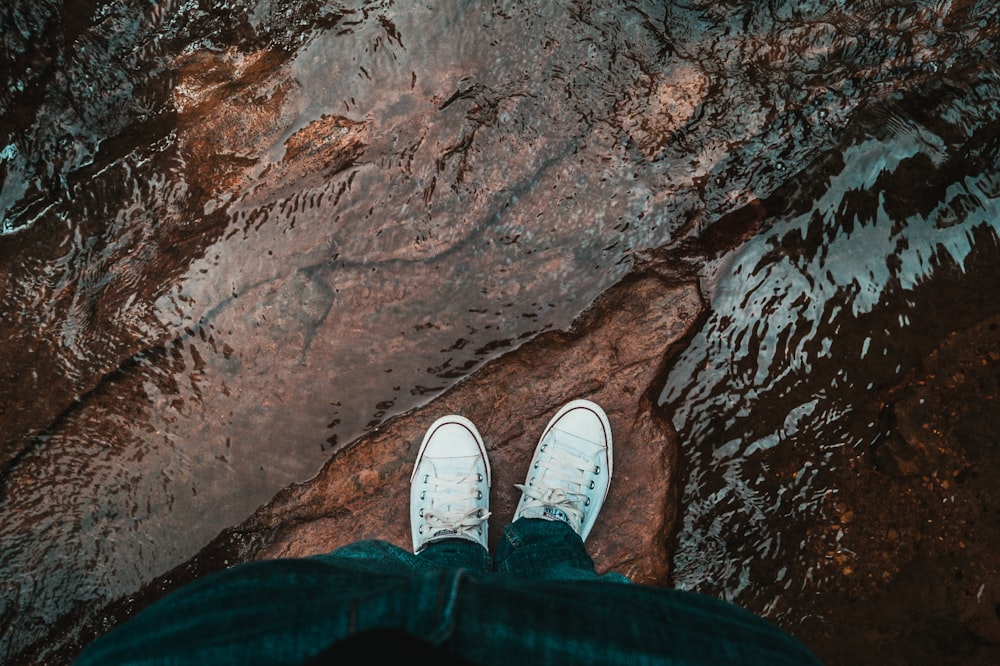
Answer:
[
  {"left": 2, "top": 0, "right": 999, "bottom": 662},
  {"left": 661, "top": 72, "right": 1000, "bottom": 608}
]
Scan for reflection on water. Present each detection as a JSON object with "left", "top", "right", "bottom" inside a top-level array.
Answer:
[
  {"left": 2, "top": 0, "right": 1000, "bottom": 661},
  {"left": 660, "top": 70, "right": 1000, "bottom": 618}
]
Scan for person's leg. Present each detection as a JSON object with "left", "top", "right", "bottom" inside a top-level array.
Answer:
[
  {"left": 418, "top": 537, "right": 491, "bottom": 573},
  {"left": 75, "top": 536, "right": 493, "bottom": 666},
  {"left": 497, "top": 399, "right": 627, "bottom": 582},
  {"left": 305, "top": 413, "right": 494, "bottom": 577},
  {"left": 494, "top": 517, "right": 629, "bottom": 582},
  {"left": 449, "top": 575, "right": 824, "bottom": 665},
  {"left": 408, "top": 414, "right": 492, "bottom": 574},
  {"left": 74, "top": 546, "right": 422, "bottom": 666},
  {"left": 76, "top": 415, "right": 495, "bottom": 665},
  {"left": 319, "top": 536, "right": 489, "bottom": 576}
]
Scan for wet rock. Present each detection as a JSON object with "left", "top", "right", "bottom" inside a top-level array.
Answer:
[
  {"left": 873, "top": 431, "right": 923, "bottom": 478},
  {"left": 616, "top": 62, "right": 710, "bottom": 159},
  {"left": 172, "top": 47, "right": 368, "bottom": 207},
  {"left": 791, "top": 311, "right": 1000, "bottom": 666},
  {"left": 954, "top": 404, "right": 1000, "bottom": 464},
  {"left": 963, "top": 584, "right": 1000, "bottom": 646},
  {"left": 173, "top": 48, "right": 300, "bottom": 199},
  {"left": 19, "top": 273, "right": 701, "bottom": 664},
  {"left": 244, "top": 273, "right": 700, "bottom": 581}
]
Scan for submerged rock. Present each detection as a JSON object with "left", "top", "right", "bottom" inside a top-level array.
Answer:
[
  {"left": 792, "top": 311, "right": 1000, "bottom": 665},
  {"left": 246, "top": 273, "right": 699, "bottom": 581},
  {"left": 5, "top": 3, "right": 1000, "bottom": 665},
  {"left": 21, "top": 272, "right": 702, "bottom": 664}
]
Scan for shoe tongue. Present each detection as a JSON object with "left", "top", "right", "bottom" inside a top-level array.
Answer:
[{"left": 431, "top": 528, "right": 460, "bottom": 539}]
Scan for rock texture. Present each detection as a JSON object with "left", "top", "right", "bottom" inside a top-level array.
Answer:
[
  {"left": 28, "top": 272, "right": 702, "bottom": 664},
  {"left": 247, "top": 273, "right": 701, "bottom": 581}
]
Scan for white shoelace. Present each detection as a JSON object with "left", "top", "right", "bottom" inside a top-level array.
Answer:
[
  {"left": 515, "top": 442, "right": 596, "bottom": 529},
  {"left": 420, "top": 472, "right": 490, "bottom": 539}
]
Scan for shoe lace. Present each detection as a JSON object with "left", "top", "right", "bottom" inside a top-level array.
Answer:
[
  {"left": 514, "top": 440, "right": 596, "bottom": 529},
  {"left": 421, "top": 472, "right": 490, "bottom": 538}
]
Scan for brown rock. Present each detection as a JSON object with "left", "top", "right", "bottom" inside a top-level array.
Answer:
[
  {"left": 616, "top": 62, "right": 710, "bottom": 159},
  {"left": 245, "top": 273, "right": 701, "bottom": 583},
  {"left": 873, "top": 431, "right": 924, "bottom": 478},
  {"left": 19, "top": 272, "right": 701, "bottom": 666}
]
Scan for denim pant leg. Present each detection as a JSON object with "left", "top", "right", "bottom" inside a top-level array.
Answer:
[
  {"left": 418, "top": 539, "right": 491, "bottom": 574},
  {"left": 454, "top": 524, "right": 822, "bottom": 666},
  {"left": 449, "top": 579, "right": 824, "bottom": 666},
  {"left": 328, "top": 538, "right": 490, "bottom": 576},
  {"left": 75, "top": 539, "right": 489, "bottom": 666},
  {"left": 493, "top": 517, "right": 630, "bottom": 583}
]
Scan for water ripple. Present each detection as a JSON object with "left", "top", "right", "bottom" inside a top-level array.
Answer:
[{"left": 661, "top": 68, "right": 1000, "bottom": 617}]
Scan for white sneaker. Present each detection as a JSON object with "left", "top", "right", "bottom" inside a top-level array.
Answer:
[
  {"left": 513, "top": 399, "right": 613, "bottom": 542},
  {"left": 410, "top": 415, "right": 491, "bottom": 552}
]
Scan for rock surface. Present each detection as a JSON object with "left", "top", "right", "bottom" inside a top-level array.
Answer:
[
  {"left": 28, "top": 272, "right": 702, "bottom": 664},
  {"left": 248, "top": 273, "right": 700, "bottom": 581}
]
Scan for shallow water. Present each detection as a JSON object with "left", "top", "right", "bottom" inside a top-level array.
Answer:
[
  {"left": 660, "top": 68, "right": 1000, "bottom": 621},
  {"left": 2, "top": 0, "right": 1000, "bottom": 661}
]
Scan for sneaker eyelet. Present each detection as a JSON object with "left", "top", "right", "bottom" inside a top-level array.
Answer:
[
  {"left": 589, "top": 480, "right": 595, "bottom": 489},
  {"left": 477, "top": 473, "right": 483, "bottom": 482},
  {"left": 477, "top": 491, "right": 482, "bottom": 499},
  {"left": 585, "top": 498, "right": 591, "bottom": 506},
  {"left": 419, "top": 508, "right": 424, "bottom": 517},
  {"left": 594, "top": 466, "right": 600, "bottom": 475},
  {"left": 420, "top": 491, "right": 426, "bottom": 500}
]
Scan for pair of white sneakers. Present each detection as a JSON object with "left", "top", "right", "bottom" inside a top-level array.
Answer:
[{"left": 410, "top": 399, "right": 613, "bottom": 552}]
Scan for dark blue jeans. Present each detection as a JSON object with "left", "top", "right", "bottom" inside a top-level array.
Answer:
[{"left": 75, "top": 519, "right": 822, "bottom": 665}]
